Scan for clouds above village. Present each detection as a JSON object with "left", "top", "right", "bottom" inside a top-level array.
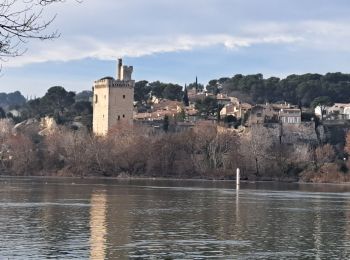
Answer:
[
  {"left": 2, "top": 0, "right": 350, "bottom": 96},
  {"left": 5, "top": 0, "right": 350, "bottom": 66}
]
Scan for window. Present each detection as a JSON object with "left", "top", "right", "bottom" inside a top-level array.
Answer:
[
  {"left": 95, "top": 94, "right": 98, "bottom": 103},
  {"left": 123, "top": 95, "right": 126, "bottom": 99},
  {"left": 123, "top": 114, "right": 125, "bottom": 118},
  {"left": 257, "top": 113, "right": 262, "bottom": 117},
  {"left": 118, "top": 115, "right": 120, "bottom": 120}
]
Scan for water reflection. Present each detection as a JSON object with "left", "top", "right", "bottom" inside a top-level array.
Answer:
[
  {"left": 313, "top": 197, "right": 322, "bottom": 260},
  {"left": 90, "top": 190, "right": 107, "bottom": 260},
  {"left": 2, "top": 179, "right": 350, "bottom": 259},
  {"left": 236, "top": 188, "right": 239, "bottom": 221}
]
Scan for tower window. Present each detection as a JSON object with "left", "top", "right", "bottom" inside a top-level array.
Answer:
[
  {"left": 123, "top": 95, "right": 126, "bottom": 99},
  {"left": 118, "top": 115, "right": 120, "bottom": 120},
  {"left": 123, "top": 114, "right": 125, "bottom": 118},
  {"left": 95, "top": 94, "right": 98, "bottom": 103}
]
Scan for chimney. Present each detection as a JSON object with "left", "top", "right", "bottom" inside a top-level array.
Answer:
[{"left": 117, "top": 58, "right": 122, "bottom": 80}]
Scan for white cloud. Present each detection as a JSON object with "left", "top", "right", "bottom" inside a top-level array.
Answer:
[
  {"left": 3, "top": 0, "right": 350, "bottom": 67},
  {"left": 5, "top": 33, "right": 302, "bottom": 67}
]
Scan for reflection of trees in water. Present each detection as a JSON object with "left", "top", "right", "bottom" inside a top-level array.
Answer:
[{"left": 5, "top": 181, "right": 350, "bottom": 259}]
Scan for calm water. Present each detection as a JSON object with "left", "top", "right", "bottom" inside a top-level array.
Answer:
[{"left": 1, "top": 179, "right": 350, "bottom": 259}]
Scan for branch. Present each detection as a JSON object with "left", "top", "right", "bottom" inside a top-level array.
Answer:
[{"left": 0, "top": 0, "right": 81, "bottom": 59}]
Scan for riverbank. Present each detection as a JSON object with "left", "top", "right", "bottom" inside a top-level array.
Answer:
[
  {"left": 2, "top": 175, "right": 350, "bottom": 195},
  {"left": 0, "top": 120, "right": 349, "bottom": 183},
  {"left": 1, "top": 168, "right": 350, "bottom": 185}
]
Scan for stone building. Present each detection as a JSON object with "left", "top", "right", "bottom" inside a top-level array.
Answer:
[
  {"left": 92, "top": 59, "right": 134, "bottom": 135},
  {"left": 249, "top": 103, "right": 301, "bottom": 125},
  {"left": 315, "top": 103, "right": 350, "bottom": 120},
  {"left": 279, "top": 108, "right": 302, "bottom": 124},
  {"left": 220, "top": 102, "right": 252, "bottom": 119}
]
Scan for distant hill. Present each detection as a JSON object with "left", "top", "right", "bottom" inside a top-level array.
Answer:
[{"left": 75, "top": 90, "right": 92, "bottom": 102}]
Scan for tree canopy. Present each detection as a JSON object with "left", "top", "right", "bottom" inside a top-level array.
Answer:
[
  {"left": 135, "top": 81, "right": 184, "bottom": 102},
  {"left": 0, "top": 91, "right": 26, "bottom": 109},
  {"left": 195, "top": 97, "right": 220, "bottom": 118},
  {"left": 213, "top": 72, "right": 350, "bottom": 107},
  {"left": 25, "top": 86, "right": 86, "bottom": 124},
  {"left": 311, "top": 96, "right": 334, "bottom": 120}
]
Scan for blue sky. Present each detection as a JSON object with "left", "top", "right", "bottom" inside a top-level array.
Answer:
[{"left": 1, "top": 0, "right": 350, "bottom": 97}]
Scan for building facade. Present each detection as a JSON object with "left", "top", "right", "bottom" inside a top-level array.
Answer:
[
  {"left": 279, "top": 108, "right": 302, "bottom": 124},
  {"left": 92, "top": 59, "right": 134, "bottom": 135},
  {"left": 249, "top": 103, "right": 301, "bottom": 125},
  {"left": 315, "top": 103, "right": 350, "bottom": 120}
]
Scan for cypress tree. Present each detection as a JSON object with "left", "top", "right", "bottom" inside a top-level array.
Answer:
[
  {"left": 183, "top": 84, "right": 189, "bottom": 107},
  {"left": 163, "top": 115, "right": 169, "bottom": 132}
]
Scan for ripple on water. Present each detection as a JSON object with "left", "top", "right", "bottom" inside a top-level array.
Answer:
[{"left": 1, "top": 179, "right": 350, "bottom": 259}]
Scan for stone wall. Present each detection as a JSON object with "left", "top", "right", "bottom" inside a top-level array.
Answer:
[
  {"left": 245, "top": 122, "right": 321, "bottom": 146},
  {"left": 281, "top": 122, "right": 319, "bottom": 145},
  {"left": 322, "top": 122, "right": 350, "bottom": 145}
]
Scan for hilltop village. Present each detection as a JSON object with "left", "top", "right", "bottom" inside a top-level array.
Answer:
[{"left": 0, "top": 61, "right": 350, "bottom": 182}]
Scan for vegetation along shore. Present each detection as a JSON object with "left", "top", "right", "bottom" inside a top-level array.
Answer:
[{"left": 1, "top": 72, "right": 350, "bottom": 182}]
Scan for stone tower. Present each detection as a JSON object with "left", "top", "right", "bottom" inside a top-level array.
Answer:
[{"left": 92, "top": 59, "right": 134, "bottom": 135}]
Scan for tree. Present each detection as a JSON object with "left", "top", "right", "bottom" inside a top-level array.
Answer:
[
  {"left": 25, "top": 86, "right": 76, "bottom": 123},
  {"left": 188, "top": 82, "right": 204, "bottom": 92},
  {"left": 0, "top": 106, "right": 5, "bottom": 118},
  {"left": 176, "top": 108, "right": 186, "bottom": 122},
  {"left": 134, "top": 80, "right": 150, "bottom": 103},
  {"left": 149, "top": 81, "right": 165, "bottom": 98},
  {"left": 162, "top": 84, "right": 183, "bottom": 101},
  {"left": 207, "top": 72, "right": 350, "bottom": 107},
  {"left": 345, "top": 131, "right": 350, "bottom": 155},
  {"left": 0, "top": 0, "right": 78, "bottom": 59},
  {"left": 206, "top": 80, "right": 219, "bottom": 94},
  {"left": 183, "top": 85, "right": 189, "bottom": 106},
  {"left": 314, "top": 144, "right": 335, "bottom": 168},
  {"left": 195, "top": 97, "right": 219, "bottom": 118},
  {"left": 311, "top": 96, "right": 334, "bottom": 120},
  {"left": 41, "top": 86, "right": 75, "bottom": 114},
  {"left": 248, "top": 125, "right": 270, "bottom": 177},
  {"left": 0, "top": 91, "right": 26, "bottom": 109},
  {"left": 163, "top": 115, "right": 169, "bottom": 132},
  {"left": 75, "top": 90, "right": 92, "bottom": 102}
]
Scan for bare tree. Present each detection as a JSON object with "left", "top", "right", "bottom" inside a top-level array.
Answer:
[
  {"left": 0, "top": 0, "right": 79, "bottom": 59},
  {"left": 315, "top": 143, "right": 335, "bottom": 168},
  {"left": 6, "top": 133, "right": 38, "bottom": 175},
  {"left": 345, "top": 131, "right": 350, "bottom": 155}
]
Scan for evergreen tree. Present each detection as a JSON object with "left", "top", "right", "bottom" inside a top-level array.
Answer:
[
  {"left": 183, "top": 84, "right": 189, "bottom": 106},
  {"left": 163, "top": 115, "right": 169, "bottom": 132},
  {"left": 0, "top": 107, "right": 5, "bottom": 119}
]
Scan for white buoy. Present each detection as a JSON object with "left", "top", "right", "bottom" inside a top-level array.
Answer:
[{"left": 236, "top": 168, "right": 240, "bottom": 188}]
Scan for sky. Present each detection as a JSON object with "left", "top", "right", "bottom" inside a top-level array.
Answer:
[{"left": 1, "top": 0, "right": 350, "bottom": 97}]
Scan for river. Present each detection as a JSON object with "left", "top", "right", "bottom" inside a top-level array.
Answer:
[{"left": 1, "top": 178, "right": 350, "bottom": 259}]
